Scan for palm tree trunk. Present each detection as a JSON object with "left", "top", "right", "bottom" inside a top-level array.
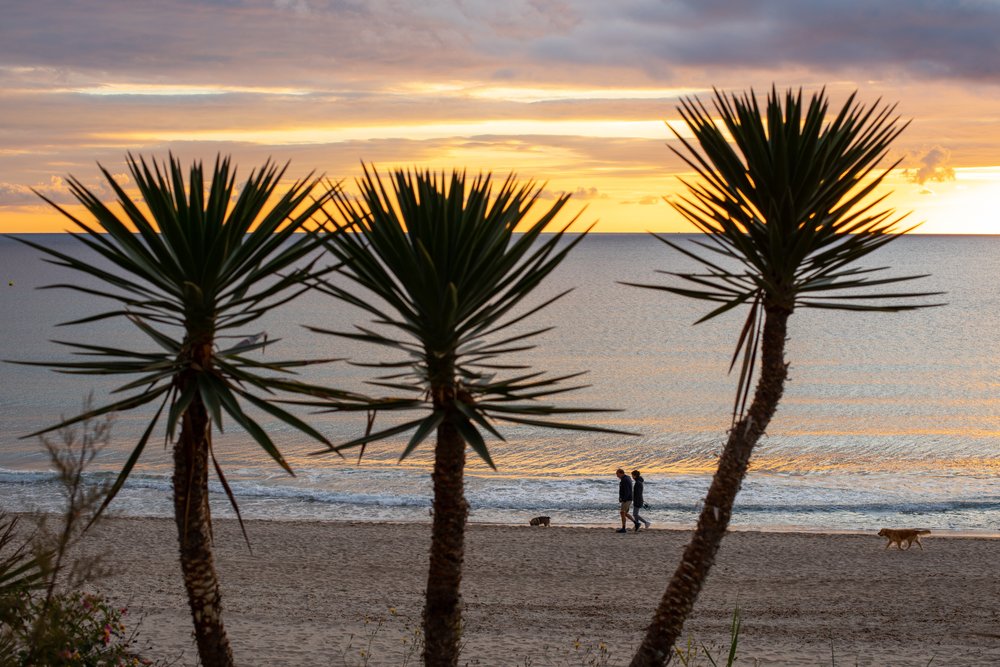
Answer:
[
  {"left": 423, "top": 418, "right": 468, "bottom": 667},
  {"left": 630, "top": 306, "right": 790, "bottom": 666},
  {"left": 174, "top": 393, "right": 234, "bottom": 667}
]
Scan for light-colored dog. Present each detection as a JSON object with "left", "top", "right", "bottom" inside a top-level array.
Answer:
[
  {"left": 529, "top": 516, "right": 551, "bottom": 527},
  {"left": 878, "top": 528, "right": 930, "bottom": 550}
]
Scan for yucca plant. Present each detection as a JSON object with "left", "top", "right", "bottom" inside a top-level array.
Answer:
[
  {"left": 12, "top": 154, "right": 348, "bottom": 667},
  {"left": 310, "top": 167, "right": 627, "bottom": 666},
  {"left": 627, "top": 88, "right": 942, "bottom": 665},
  {"left": 0, "top": 514, "right": 48, "bottom": 664},
  {"left": 0, "top": 514, "right": 46, "bottom": 601}
]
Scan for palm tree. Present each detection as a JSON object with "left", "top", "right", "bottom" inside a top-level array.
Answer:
[
  {"left": 14, "top": 154, "right": 347, "bottom": 667},
  {"left": 310, "top": 167, "right": 627, "bottom": 667},
  {"left": 627, "top": 88, "right": 942, "bottom": 665}
]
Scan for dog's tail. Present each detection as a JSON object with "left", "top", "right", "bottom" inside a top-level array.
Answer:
[{"left": 916, "top": 529, "right": 931, "bottom": 535}]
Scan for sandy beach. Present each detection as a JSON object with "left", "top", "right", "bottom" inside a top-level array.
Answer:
[{"left": 67, "top": 517, "right": 1000, "bottom": 666}]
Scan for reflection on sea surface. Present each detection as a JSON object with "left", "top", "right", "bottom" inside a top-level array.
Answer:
[{"left": 1, "top": 234, "right": 998, "bottom": 532}]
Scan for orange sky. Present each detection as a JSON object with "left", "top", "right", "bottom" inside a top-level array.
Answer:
[{"left": 2, "top": 1, "right": 999, "bottom": 234}]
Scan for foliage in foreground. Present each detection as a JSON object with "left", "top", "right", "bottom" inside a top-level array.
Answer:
[
  {"left": 674, "top": 605, "right": 742, "bottom": 667},
  {"left": 2, "top": 590, "right": 148, "bottom": 667},
  {"left": 0, "top": 409, "right": 152, "bottom": 666}
]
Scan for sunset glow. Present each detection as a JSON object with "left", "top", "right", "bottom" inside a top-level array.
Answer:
[
  {"left": 99, "top": 119, "right": 690, "bottom": 146},
  {"left": 2, "top": 1, "right": 998, "bottom": 234}
]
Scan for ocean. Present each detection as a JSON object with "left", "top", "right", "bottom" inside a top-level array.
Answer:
[{"left": 1, "top": 233, "right": 998, "bottom": 533}]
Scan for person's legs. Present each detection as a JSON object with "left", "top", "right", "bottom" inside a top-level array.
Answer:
[
  {"left": 618, "top": 501, "right": 631, "bottom": 531},
  {"left": 633, "top": 505, "right": 643, "bottom": 530}
]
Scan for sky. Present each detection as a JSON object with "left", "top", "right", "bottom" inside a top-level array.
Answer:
[{"left": 1, "top": 0, "right": 999, "bottom": 234}]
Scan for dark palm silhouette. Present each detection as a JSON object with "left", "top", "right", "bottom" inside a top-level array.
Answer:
[
  {"left": 15, "top": 155, "right": 346, "bottom": 667},
  {"left": 311, "top": 167, "right": 628, "bottom": 666},
  {"left": 626, "top": 88, "right": 942, "bottom": 665}
]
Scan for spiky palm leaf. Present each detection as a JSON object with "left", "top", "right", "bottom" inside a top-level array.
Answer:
[
  {"left": 0, "top": 514, "right": 46, "bottom": 597},
  {"left": 309, "top": 166, "right": 628, "bottom": 465},
  {"left": 311, "top": 166, "right": 630, "bottom": 666},
  {"left": 646, "top": 87, "right": 943, "bottom": 310},
  {"left": 11, "top": 154, "right": 353, "bottom": 523},
  {"left": 11, "top": 154, "right": 357, "bottom": 667},
  {"left": 627, "top": 87, "right": 943, "bottom": 422},
  {"left": 627, "top": 88, "right": 941, "bottom": 667}
]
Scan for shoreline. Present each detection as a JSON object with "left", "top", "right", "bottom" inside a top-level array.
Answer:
[
  {"left": 91, "top": 511, "right": 1000, "bottom": 539},
  {"left": 62, "top": 515, "right": 1000, "bottom": 666}
]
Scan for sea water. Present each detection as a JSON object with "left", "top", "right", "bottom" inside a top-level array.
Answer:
[{"left": 1, "top": 234, "right": 998, "bottom": 533}]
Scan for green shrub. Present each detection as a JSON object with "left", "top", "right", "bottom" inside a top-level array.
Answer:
[
  {"left": 2, "top": 589, "right": 148, "bottom": 666},
  {"left": 0, "top": 401, "right": 155, "bottom": 666}
]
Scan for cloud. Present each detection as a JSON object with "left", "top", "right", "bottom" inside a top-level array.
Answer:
[
  {"left": 528, "top": 0, "right": 1000, "bottom": 84},
  {"left": 2, "top": 0, "right": 999, "bottom": 91},
  {"left": 0, "top": 183, "right": 36, "bottom": 205},
  {"left": 904, "top": 146, "right": 956, "bottom": 186},
  {"left": 0, "top": 173, "right": 131, "bottom": 206},
  {"left": 1, "top": 0, "right": 998, "bottom": 225},
  {"left": 619, "top": 195, "right": 663, "bottom": 205},
  {"left": 274, "top": 0, "right": 311, "bottom": 16},
  {"left": 572, "top": 186, "right": 608, "bottom": 200},
  {"left": 0, "top": 176, "right": 73, "bottom": 205},
  {"left": 538, "top": 186, "right": 608, "bottom": 201}
]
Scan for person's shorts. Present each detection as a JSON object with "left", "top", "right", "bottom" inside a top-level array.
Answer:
[{"left": 620, "top": 501, "right": 632, "bottom": 513}]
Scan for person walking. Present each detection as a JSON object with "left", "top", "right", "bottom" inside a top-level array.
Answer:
[
  {"left": 631, "top": 469, "right": 652, "bottom": 531},
  {"left": 615, "top": 468, "right": 634, "bottom": 533}
]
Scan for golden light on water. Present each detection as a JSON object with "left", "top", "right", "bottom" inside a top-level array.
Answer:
[
  {"left": 295, "top": 443, "right": 1000, "bottom": 477},
  {"left": 747, "top": 455, "right": 1000, "bottom": 475}
]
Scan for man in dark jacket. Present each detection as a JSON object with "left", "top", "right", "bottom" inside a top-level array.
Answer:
[
  {"left": 615, "top": 468, "right": 634, "bottom": 533},
  {"left": 631, "top": 470, "right": 651, "bottom": 531}
]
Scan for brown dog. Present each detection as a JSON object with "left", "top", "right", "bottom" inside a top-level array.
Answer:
[
  {"left": 878, "top": 528, "right": 930, "bottom": 550},
  {"left": 529, "top": 516, "right": 551, "bottom": 527}
]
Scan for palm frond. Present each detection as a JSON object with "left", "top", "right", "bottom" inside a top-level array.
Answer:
[
  {"left": 638, "top": 87, "right": 942, "bottom": 421},
  {"left": 313, "top": 166, "right": 631, "bottom": 463},
  {"left": 13, "top": 153, "right": 349, "bottom": 521},
  {"left": 657, "top": 87, "right": 939, "bottom": 316}
]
